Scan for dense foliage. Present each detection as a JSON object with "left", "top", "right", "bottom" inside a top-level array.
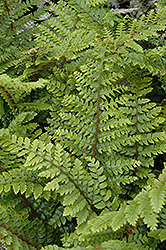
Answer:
[{"left": 1, "top": 0, "right": 166, "bottom": 249}]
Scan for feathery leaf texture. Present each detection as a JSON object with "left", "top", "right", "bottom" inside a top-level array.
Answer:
[{"left": 1, "top": 0, "right": 166, "bottom": 249}]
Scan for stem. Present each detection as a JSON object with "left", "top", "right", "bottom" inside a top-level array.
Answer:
[
  {"left": 93, "top": 42, "right": 109, "bottom": 159},
  {"left": 21, "top": 146, "right": 100, "bottom": 215},
  {"left": 94, "top": 244, "right": 101, "bottom": 250},
  {"left": 20, "top": 194, "right": 43, "bottom": 221},
  {"left": 0, "top": 165, "right": 7, "bottom": 172},
  {"left": 93, "top": 82, "right": 101, "bottom": 159},
  {"left": 71, "top": 16, "right": 79, "bottom": 32},
  {"left": 42, "top": 156, "right": 100, "bottom": 215}
]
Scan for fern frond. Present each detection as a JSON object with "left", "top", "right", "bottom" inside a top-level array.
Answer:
[
  {"left": 41, "top": 238, "right": 151, "bottom": 250},
  {"left": 1, "top": 1, "right": 166, "bottom": 249},
  {"left": 69, "top": 0, "right": 106, "bottom": 30},
  {"left": 87, "top": 165, "right": 166, "bottom": 234},
  {"left": 0, "top": 74, "right": 47, "bottom": 113},
  {"left": 0, "top": 204, "right": 45, "bottom": 249},
  {"left": 0, "top": 132, "right": 112, "bottom": 228},
  {"left": 0, "top": 0, "right": 48, "bottom": 74}
]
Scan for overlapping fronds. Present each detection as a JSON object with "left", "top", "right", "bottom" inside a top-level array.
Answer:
[
  {"left": 0, "top": 0, "right": 48, "bottom": 74},
  {"left": 1, "top": 0, "right": 166, "bottom": 249},
  {"left": 83, "top": 166, "right": 166, "bottom": 236},
  {"left": 0, "top": 204, "right": 45, "bottom": 249},
  {"left": 0, "top": 131, "right": 112, "bottom": 228},
  {"left": 0, "top": 74, "right": 47, "bottom": 114},
  {"left": 41, "top": 239, "right": 150, "bottom": 250}
]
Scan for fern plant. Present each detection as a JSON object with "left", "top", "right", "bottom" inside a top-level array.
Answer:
[
  {"left": 0, "top": 0, "right": 51, "bottom": 128},
  {"left": 0, "top": 0, "right": 166, "bottom": 249}
]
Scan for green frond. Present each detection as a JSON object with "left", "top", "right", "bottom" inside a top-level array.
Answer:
[
  {"left": 1, "top": 1, "right": 166, "bottom": 249},
  {"left": 0, "top": 133, "right": 111, "bottom": 227},
  {"left": 0, "top": 74, "right": 47, "bottom": 113},
  {"left": 0, "top": 0, "right": 48, "bottom": 74},
  {"left": 41, "top": 239, "right": 151, "bottom": 250},
  {"left": 0, "top": 160, "right": 44, "bottom": 200},
  {"left": 87, "top": 165, "right": 166, "bottom": 235},
  {"left": 138, "top": 190, "right": 158, "bottom": 230},
  {"left": 83, "top": 0, "right": 108, "bottom": 6},
  {"left": 69, "top": 0, "right": 106, "bottom": 30},
  {"left": 0, "top": 204, "right": 45, "bottom": 249},
  {"left": 8, "top": 112, "right": 38, "bottom": 137},
  {"left": 148, "top": 229, "right": 166, "bottom": 242}
]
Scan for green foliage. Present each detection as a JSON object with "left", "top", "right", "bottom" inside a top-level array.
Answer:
[
  {"left": 0, "top": 74, "right": 48, "bottom": 114},
  {"left": 0, "top": 0, "right": 166, "bottom": 249},
  {"left": 0, "top": 0, "right": 48, "bottom": 75}
]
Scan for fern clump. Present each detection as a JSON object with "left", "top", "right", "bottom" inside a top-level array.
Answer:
[{"left": 0, "top": 0, "right": 166, "bottom": 249}]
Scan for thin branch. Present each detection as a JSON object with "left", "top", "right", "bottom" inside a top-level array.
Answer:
[{"left": 93, "top": 41, "right": 109, "bottom": 159}]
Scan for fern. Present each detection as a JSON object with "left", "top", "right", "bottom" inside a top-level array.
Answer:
[
  {"left": 0, "top": 0, "right": 166, "bottom": 249},
  {"left": 0, "top": 74, "right": 48, "bottom": 115},
  {"left": 0, "top": 0, "right": 48, "bottom": 75},
  {"left": 86, "top": 165, "right": 166, "bottom": 234}
]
